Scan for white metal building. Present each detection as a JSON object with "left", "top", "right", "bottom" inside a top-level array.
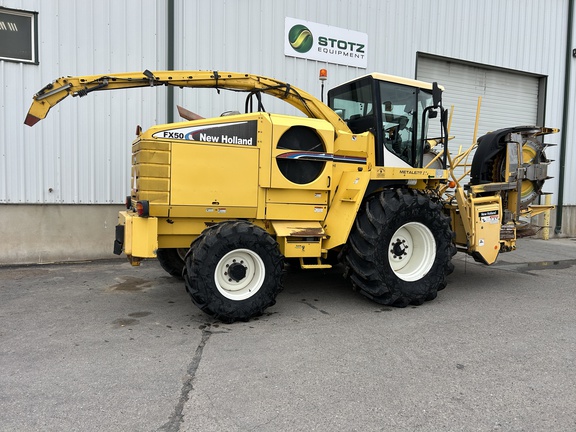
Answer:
[{"left": 1, "top": 0, "right": 575, "bottom": 264}]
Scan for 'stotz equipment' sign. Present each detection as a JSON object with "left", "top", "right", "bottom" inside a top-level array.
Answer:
[{"left": 284, "top": 17, "right": 368, "bottom": 68}]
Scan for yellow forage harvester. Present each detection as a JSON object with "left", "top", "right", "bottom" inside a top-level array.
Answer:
[{"left": 26, "top": 69, "right": 557, "bottom": 322}]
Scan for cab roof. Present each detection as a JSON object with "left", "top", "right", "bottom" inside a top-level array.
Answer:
[{"left": 338, "top": 72, "right": 444, "bottom": 91}]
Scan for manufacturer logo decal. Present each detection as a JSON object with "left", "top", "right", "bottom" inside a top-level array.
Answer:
[
  {"left": 153, "top": 121, "right": 258, "bottom": 146},
  {"left": 479, "top": 210, "right": 500, "bottom": 224},
  {"left": 288, "top": 24, "right": 313, "bottom": 53}
]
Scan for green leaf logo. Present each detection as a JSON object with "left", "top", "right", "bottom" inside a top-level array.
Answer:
[{"left": 288, "top": 24, "right": 314, "bottom": 53}]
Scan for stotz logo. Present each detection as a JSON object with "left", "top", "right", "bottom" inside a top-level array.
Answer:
[{"left": 288, "top": 24, "right": 313, "bottom": 53}]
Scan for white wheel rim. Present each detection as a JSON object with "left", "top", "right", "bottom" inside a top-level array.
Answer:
[
  {"left": 388, "top": 222, "right": 436, "bottom": 281},
  {"left": 214, "top": 248, "right": 265, "bottom": 301}
]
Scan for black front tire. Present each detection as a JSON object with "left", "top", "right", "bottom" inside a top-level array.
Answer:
[
  {"left": 183, "top": 221, "right": 284, "bottom": 323},
  {"left": 340, "top": 188, "right": 456, "bottom": 307}
]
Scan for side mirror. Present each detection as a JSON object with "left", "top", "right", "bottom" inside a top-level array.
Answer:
[{"left": 432, "top": 82, "right": 442, "bottom": 108}]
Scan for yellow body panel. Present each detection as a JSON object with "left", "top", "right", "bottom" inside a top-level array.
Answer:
[
  {"left": 447, "top": 205, "right": 467, "bottom": 246},
  {"left": 137, "top": 177, "right": 170, "bottom": 192},
  {"left": 119, "top": 211, "right": 158, "bottom": 258},
  {"left": 134, "top": 164, "right": 170, "bottom": 178},
  {"left": 265, "top": 203, "right": 327, "bottom": 221},
  {"left": 133, "top": 140, "right": 170, "bottom": 152},
  {"left": 170, "top": 143, "right": 259, "bottom": 207},
  {"left": 271, "top": 221, "right": 325, "bottom": 258},
  {"left": 154, "top": 205, "right": 257, "bottom": 219},
  {"left": 255, "top": 114, "right": 273, "bottom": 189},
  {"left": 133, "top": 149, "right": 170, "bottom": 165},
  {"left": 470, "top": 199, "right": 502, "bottom": 264},
  {"left": 333, "top": 132, "right": 370, "bottom": 157},
  {"left": 322, "top": 171, "right": 371, "bottom": 249},
  {"left": 136, "top": 191, "right": 170, "bottom": 206},
  {"left": 279, "top": 239, "right": 323, "bottom": 258},
  {"left": 131, "top": 137, "right": 172, "bottom": 207},
  {"left": 266, "top": 189, "right": 328, "bottom": 204},
  {"left": 157, "top": 235, "right": 196, "bottom": 249},
  {"left": 454, "top": 194, "right": 503, "bottom": 264},
  {"left": 271, "top": 221, "right": 325, "bottom": 237}
]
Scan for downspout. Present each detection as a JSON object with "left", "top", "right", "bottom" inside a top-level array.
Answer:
[
  {"left": 555, "top": 0, "right": 574, "bottom": 234},
  {"left": 167, "top": 0, "right": 175, "bottom": 123}
]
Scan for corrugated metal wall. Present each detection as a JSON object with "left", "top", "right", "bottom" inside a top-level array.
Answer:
[
  {"left": 1, "top": 0, "right": 167, "bottom": 204},
  {"left": 1, "top": 0, "right": 574, "bottom": 206}
]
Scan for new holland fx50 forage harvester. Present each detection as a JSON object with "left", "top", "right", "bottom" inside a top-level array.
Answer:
[{"left": 25, "top": 70, "right": 557, "bottom": 322}]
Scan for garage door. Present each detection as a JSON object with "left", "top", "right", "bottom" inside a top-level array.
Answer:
[{"left": 417, "top": 56, "right": 541, "bottom": 179}]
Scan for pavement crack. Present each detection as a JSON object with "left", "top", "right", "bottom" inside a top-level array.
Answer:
[
  {"left": 300, "top": 300, "right": 329, "bottom": 315},
  {"left": 158, "top": 327, "right": 213, "bottom": 432}
]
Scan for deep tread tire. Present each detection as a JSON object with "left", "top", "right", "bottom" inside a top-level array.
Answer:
[
  {"left": 156, "top": 248, "right": 187, "bottom": 279},
  {"left": 340, "top": 188, "right": 456, "bottom": 307},
  {"left": 183, "top": 221, "right": 284, "bottom": 323}
]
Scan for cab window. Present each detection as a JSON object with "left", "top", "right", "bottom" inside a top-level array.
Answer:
[
  {"left": 379, "top": 81, "right": 434, "bottom": 166},
  {"left": 329, "top": 80, "right": 375, "bottom": 134}
]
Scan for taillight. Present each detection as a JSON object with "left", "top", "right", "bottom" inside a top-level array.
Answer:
[{"left": 136, "top": 200, "right": 150, "bottom": 217}]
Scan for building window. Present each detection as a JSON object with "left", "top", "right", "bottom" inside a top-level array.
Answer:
[{"left": 0, "top": 7, "right": 38, "bottom": 64}]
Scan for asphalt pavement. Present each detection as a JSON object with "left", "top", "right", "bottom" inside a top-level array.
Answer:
[{"left": 1, "top": 237, "right": 576, "bottom": 431}]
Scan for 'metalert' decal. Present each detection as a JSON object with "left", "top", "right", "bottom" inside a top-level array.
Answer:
[{"left": 153, "top": 121, "right": 258, "bottom": 146}]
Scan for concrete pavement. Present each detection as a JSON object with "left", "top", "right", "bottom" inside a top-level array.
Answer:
[{"left": 1, "top": 237, "right": 576, "bottom": 431}]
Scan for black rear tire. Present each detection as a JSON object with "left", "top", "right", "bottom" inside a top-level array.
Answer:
[
  {"left": 183, "top": 221, "right": 284, "bottom": 323},
  {"left": 156, "top": 248, "right": 188, "bottom": 279},
  {"left": 340, "top": 188, "right": 456, "bottom": 307},
  {"left": 156, "top": 248, "right": 187, "bottom": 279}
]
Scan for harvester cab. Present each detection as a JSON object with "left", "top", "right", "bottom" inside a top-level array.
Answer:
[{"left": 328, "top": 74, "right": 447, "bottom": 169}]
